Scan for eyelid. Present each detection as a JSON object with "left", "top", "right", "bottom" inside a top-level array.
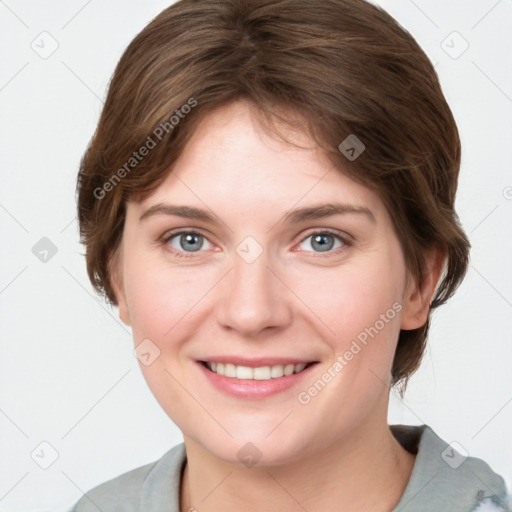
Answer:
[
  {"left": 161, "top": 227, "right": 212, "bottom": 243},
  {"left": 160, "top": 228, "right": 215, "bottom": 255},
  {"left": 160, "top": 227, "right": 353, "bottom": 257},
  {"left": 298, "top": 227, "right": 353, "bottom": 245},
  {"left": 293, "top": 228, "right": 353, "bottom": 256}
]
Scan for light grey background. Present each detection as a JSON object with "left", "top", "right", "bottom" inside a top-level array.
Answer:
[{"left": 0, "top": 1, "right": 511, "bottom": 510}]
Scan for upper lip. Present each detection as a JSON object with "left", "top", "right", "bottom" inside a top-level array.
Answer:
[{"left": 198, "top": 357, "right": 318, "bottom": 367}]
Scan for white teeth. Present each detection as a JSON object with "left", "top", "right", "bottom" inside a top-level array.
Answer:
[
  {"left": 206, "top": 361, "right": 311, "bottom": 380},
  {"left": 294, "top": 362, "right": 307, "bottom": 373},
  {"left": 253, "top": 366, "right": 271, "bottom": 380},
  {"left": 270, "top": 365, "right": 284, "bottom": 378},
  {"left": 283, "top": 364, "right": 294, "bottom": 376},
  {"left": 236, "top": 365, "right": 253, "bottom": 379},
  {"left": 225, "top": 363, "right": 237, "bottom": 378}
]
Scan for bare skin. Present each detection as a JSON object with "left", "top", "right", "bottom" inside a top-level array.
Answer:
[
  {"left": 180, "top": 401, "right": 417, "bottom": 512},
  {"left": 112, "top": 100, "right": 441, "bottom": 512}
]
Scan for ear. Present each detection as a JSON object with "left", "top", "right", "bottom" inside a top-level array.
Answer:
[
  {"left": 109, "top": 247, "right": 131, "bottom": 326},
  {"left": 400, "top": 246, "right": 445, "bottom": 330}
]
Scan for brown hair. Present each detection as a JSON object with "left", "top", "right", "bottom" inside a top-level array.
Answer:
[{"left": 76, "top": 0, "right": 470, "bottom": 396}]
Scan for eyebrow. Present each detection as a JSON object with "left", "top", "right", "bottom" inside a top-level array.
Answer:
[{"left": 139, "top": 202, "right": 375, "bottom": 224}]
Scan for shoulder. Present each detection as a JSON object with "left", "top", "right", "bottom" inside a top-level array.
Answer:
[
  {"left": 71, "top": 461, "right": 156, "bottom": 512},
  {"left": 420, "top": 425, "right": 508, "bottom": 497},
  {"left": 469, "top": 496, "right": 512, "bottom": 512},
  {"left": 70, "top": 443, "right": 186, "bottom": 512},
  {"left": 391, "top": 424, "right": 510, "bottom": 512}
]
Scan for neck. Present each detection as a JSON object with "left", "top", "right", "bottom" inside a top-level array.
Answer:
[{"left": 179, "top": 417, "right": 416, "bottom": 512}]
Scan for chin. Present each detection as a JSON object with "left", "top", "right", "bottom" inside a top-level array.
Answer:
[{"left": 198, "top": 428, "right": 313, "bottom": 468}]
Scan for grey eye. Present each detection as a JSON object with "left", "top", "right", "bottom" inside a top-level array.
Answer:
[
  {"left": 168, "top": 232, "right": 213, "bottom": 253},
  {"left": 298, "top": 232, "right": 344, "bottom": 253}
]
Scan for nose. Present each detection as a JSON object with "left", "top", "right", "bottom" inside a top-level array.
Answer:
[{"left": 216, "top": 248, "right": 293, "bottom": 337}]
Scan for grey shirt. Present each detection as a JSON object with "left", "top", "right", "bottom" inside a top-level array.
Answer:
[{"left": 71, "top": 424, "right": 509, "bottom": 512}]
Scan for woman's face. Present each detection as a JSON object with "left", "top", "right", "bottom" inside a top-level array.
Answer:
[{"left": 114, "top": 100, "right": 425, "bottom": 465}]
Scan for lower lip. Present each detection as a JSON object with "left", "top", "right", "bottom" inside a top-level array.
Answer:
[{"left": 196, "top": 361, "right": 318, "bottom": 399}]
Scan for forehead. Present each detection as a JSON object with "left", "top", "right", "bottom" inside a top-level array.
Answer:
[{"left": 134, "top": 101, "right": 387, "bottom": 223}]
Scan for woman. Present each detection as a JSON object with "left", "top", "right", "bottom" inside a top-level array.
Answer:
[{"left": 72, "top": 0, "right": 510, "bottom": 510}]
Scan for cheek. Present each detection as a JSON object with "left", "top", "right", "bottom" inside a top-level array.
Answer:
[
  {"left": 123, "top": 257, "right": 217, "bottom": 345},
  {"left": 296, "top": 261, "right": 403, "bottom": 335},
  {"left": 123, "top": 261, "right": 200, "bottom": 418},
  {"left": 289, "top": 249, "right": 406, "bottom": 374},
  {"left": 124, "top": 269, "right": 170, "bottom": 341}
]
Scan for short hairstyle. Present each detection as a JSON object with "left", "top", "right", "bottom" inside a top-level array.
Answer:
[{"left": 76, "top": 0, "right": 470, "bottom": 396}]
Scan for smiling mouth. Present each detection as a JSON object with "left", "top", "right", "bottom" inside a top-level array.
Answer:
[{"left": 199, "top": 361, "right": 317, "bottom": 380}]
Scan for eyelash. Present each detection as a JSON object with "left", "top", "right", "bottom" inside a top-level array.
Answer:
[{"left": 160, "top": 228, "right": 353, "bottom": 259}]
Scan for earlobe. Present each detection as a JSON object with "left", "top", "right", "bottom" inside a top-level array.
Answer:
[
  {"left": 109, "top": 249, "right": 131, "bottom": 326},
  {"left": 400, "top": 247, "right": 445, "bottom": 331}
]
